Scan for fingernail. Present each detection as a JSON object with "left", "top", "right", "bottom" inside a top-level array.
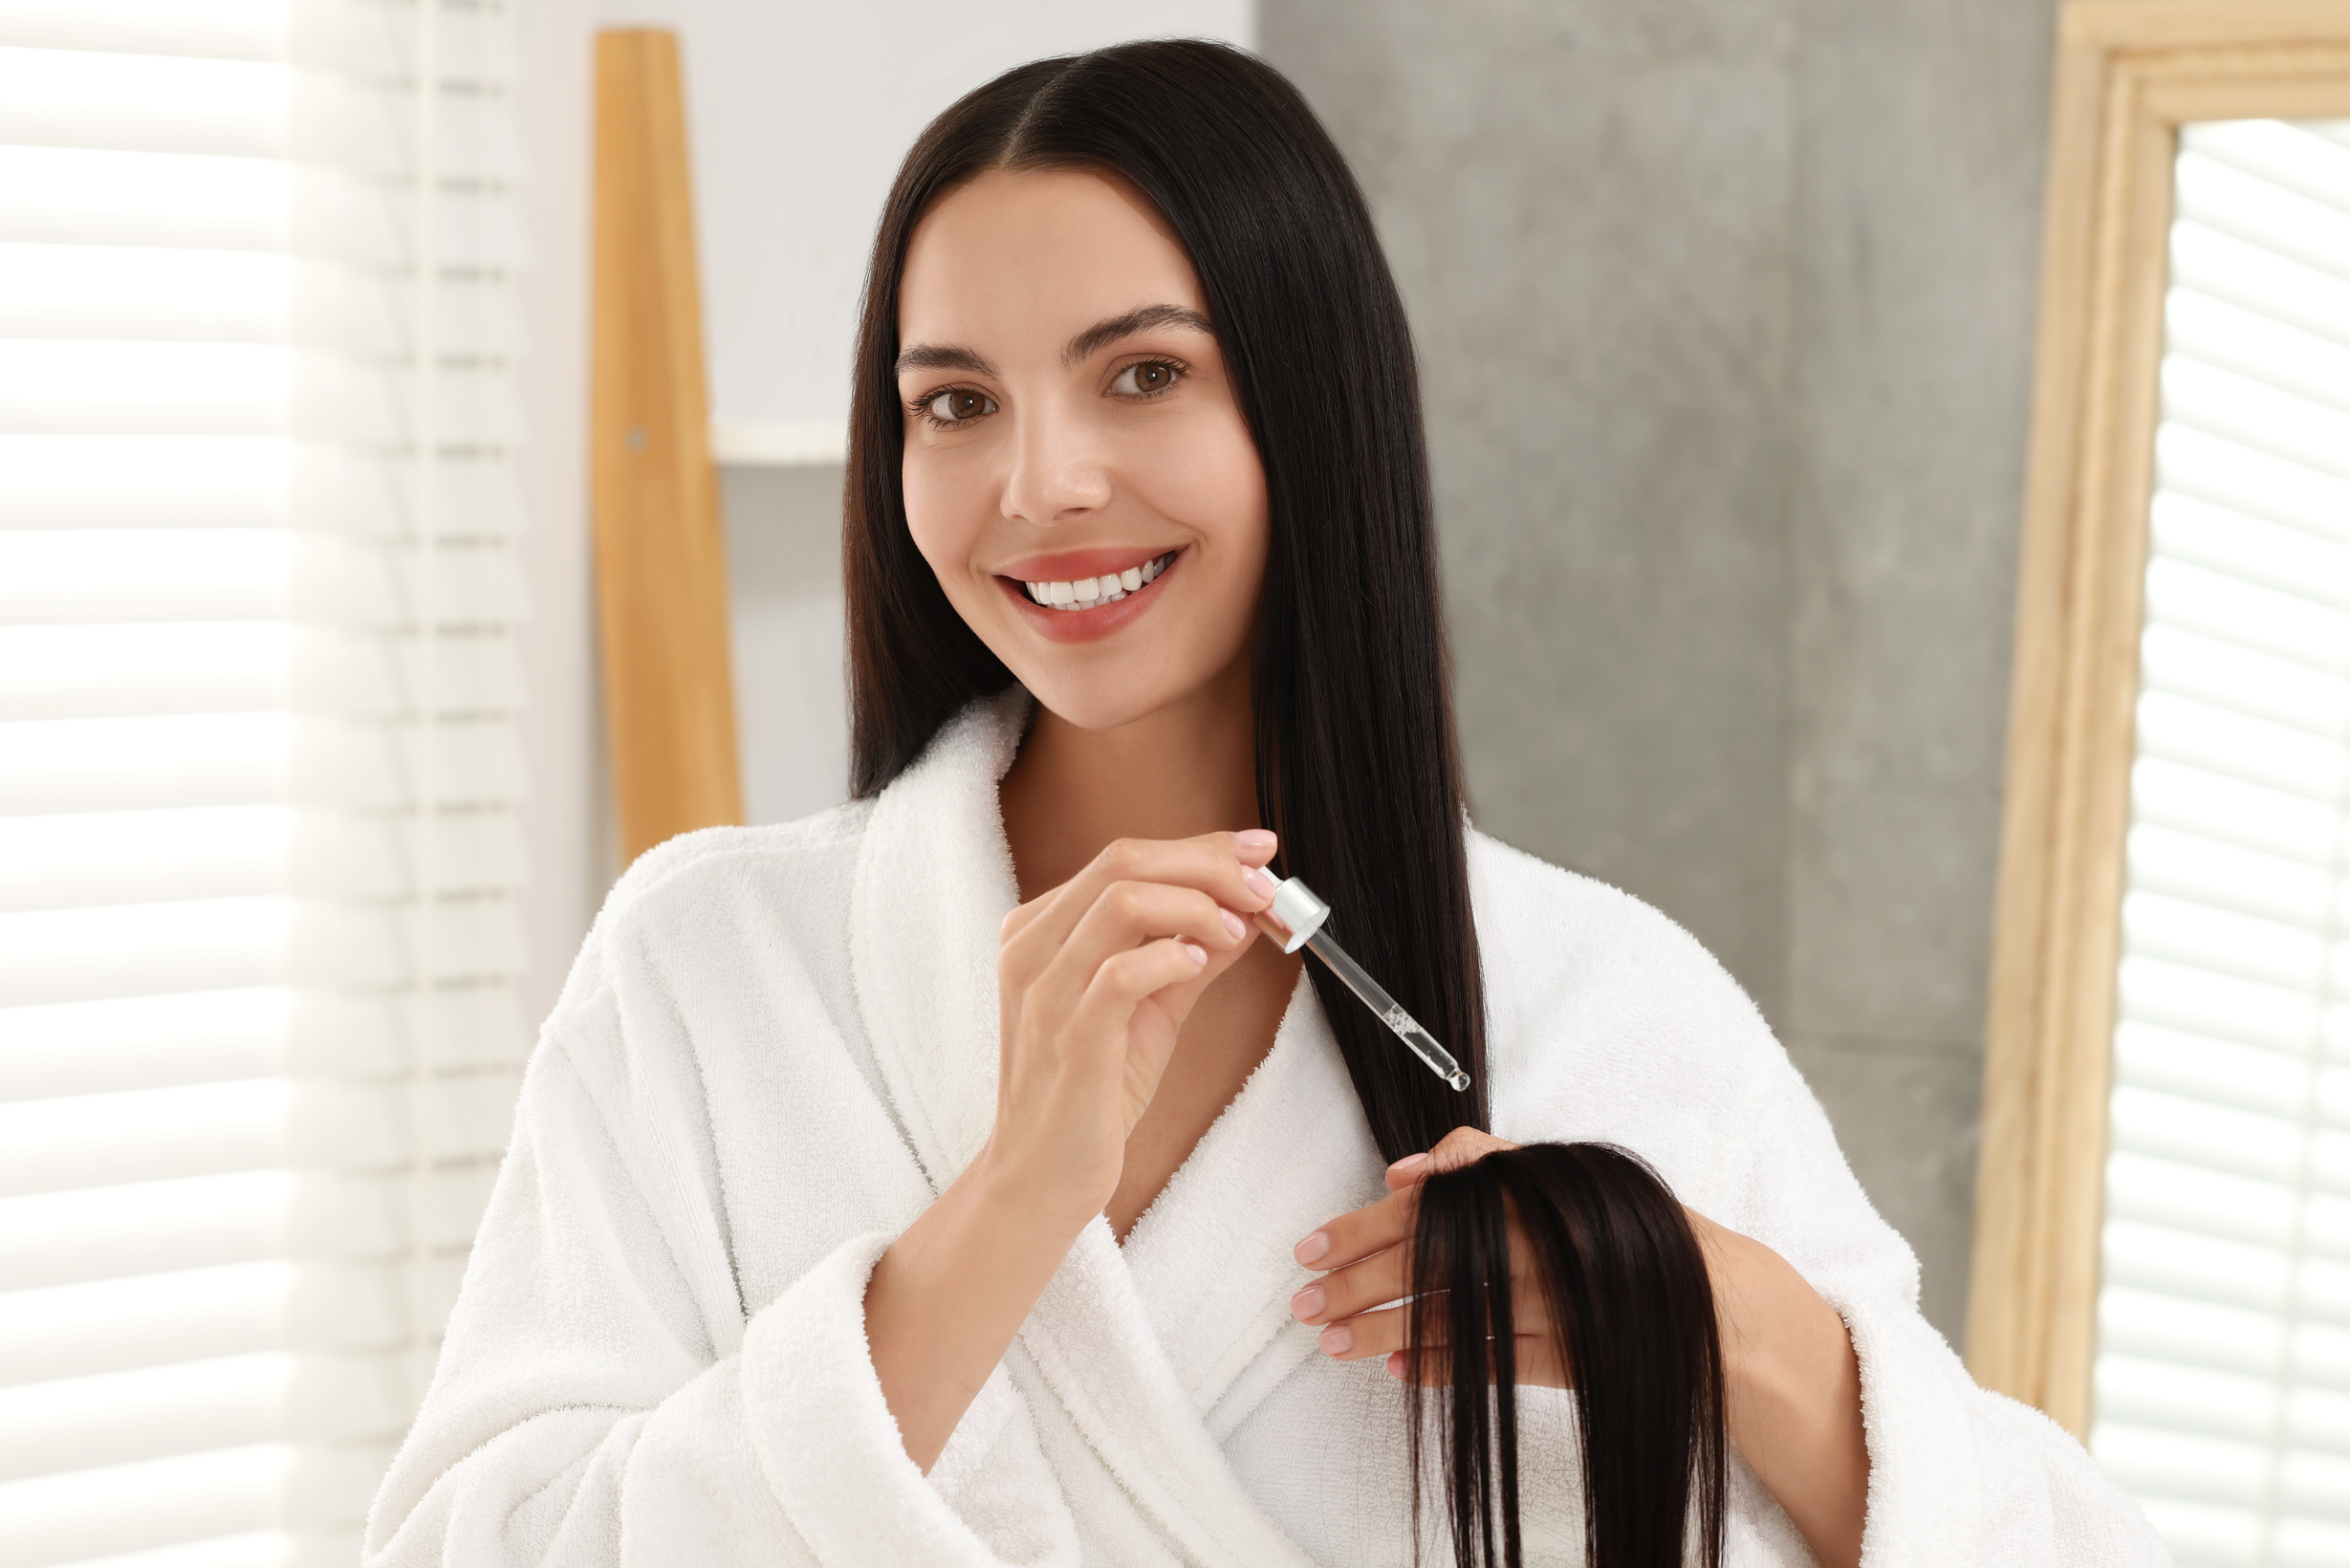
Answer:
[
  {"left": 1221, "top": 908, "right": 1245, "bottom": 940},
  {"left": 1294, "top": 1230, "right": 1329, "bottom": 1265},
  {"left": 1235, "top": 828, "right": 1277, "bottom": 851},
  {"left": 1388, "top": 1153, "right": 1431, "bottom": 1177},
  {"left": 1386, "top": 1351, "right": 1405, "bottom": 1379},
  {"left": 1290, "top": 1285, "right": 1325, "bottom": 1320},
  {"left": 1241, "top": 865, "right": 1278, "bottom": 900},
  {"left": 1184, "top": 942, "right": 1208, "bottom": 966},
  {"left": 1318, "top": 1323, "right": 1353, "bottom": 1355}
]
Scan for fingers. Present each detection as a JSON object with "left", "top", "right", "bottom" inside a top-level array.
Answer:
[
  {"left": 1322, "top": 1306, "right": 1571, "bottom": 1389},
  {"left": 1382, "top": 1126, "right": 1521, "bottom": 1191},
  {"left": 1295, "top": 1129, "right": 1526, "bottom": 1275},
  {"left": 1322, "top": 1300, "right": 1559, "bottom": 1361},
  {"left": 1295, "top": 1131, "right": 1520, "bottom": 1284},
  {"left": 1292, "top": 1237, "right": 1409, "bottom": 1325},
  {"left": 1027, "top": 879, "right": 1247, "bottom": 1021},
  {"left": 1298, "top": 1125, "right": 1559, "bottom": 1392},
  {"left": 1382, "top": 1338, "right": 1572, "bottom": 1389},
  {"left": 1294, "top": 1182, "right": 1416, "bottom": 1274},
  {"left": 1070, "top": 879, "right": 1245, "bottom": 958},
  {"left": 1070, "top": 936, "right": 1211, "bottom": 1026},
  {"left": 1004, "top": 832, "right": 1281, "bottom": 982},
  {"left": 1318, "top": 1305, "right": 1571, "bottom": 1388},
  {"left": 1294, "top": 1261, "right": 1553, "bottom": 1340}
]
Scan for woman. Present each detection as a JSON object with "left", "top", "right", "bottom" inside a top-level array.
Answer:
[{"left": 367, "top": 40, "right": 2163, "bottom": 1568}]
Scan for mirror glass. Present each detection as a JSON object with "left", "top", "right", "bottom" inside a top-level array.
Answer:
[{"left": 2091, "top": 118, "right": 2350, "bottom": 1567}]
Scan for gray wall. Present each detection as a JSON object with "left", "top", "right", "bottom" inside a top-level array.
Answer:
[
  {"left": 724, "top": 464, "right": 852, "bottom": 827},
  {"left": 1261, "top": 0, "right": 2059, "bottom": 1343}
]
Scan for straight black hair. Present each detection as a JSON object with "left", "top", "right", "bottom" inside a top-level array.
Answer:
[
  {"left": 1407, "top": 1143, "right": 1728, "bottom": 1568},
  {"left": 845, "top": 38, "right": 1486, "bottom": 1161}
]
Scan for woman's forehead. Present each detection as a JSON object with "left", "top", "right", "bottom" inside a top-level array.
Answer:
[{"left": 898, "top": 167, "right": 1205, "bottom": 356}]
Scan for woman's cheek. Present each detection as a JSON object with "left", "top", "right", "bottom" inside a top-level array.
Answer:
[
  {"left": 901, "top": 453, "right": 989, "bottom": 598},
  {"left": 1167, "top": 422, "right": 1271, "bottom": 612},
  {"left": 1127, "top": 405, "right": 1266, "bottom": 536}
]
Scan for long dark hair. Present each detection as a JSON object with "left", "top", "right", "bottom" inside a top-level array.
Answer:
[
  {"left": 844, "top": 39, "right": 1485, "bottom": 1161},
  {"left": 1409, "top": 1143, "right": 1728, "bottom": 1568}
]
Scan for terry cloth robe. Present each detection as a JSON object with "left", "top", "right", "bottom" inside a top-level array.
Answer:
[{"left": 364, "top": 691, "right": 2167, "bottom": 1568}]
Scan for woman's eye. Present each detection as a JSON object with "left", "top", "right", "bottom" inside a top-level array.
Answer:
[
  {"left": 1112, "top": 361, "right": 1181, "bottom": 397},
  {"left": 924, "top": 388, "right": 996, "bottom": 424}
]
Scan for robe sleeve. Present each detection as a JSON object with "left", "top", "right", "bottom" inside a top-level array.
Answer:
[
  {"left": 360, "top": 947, "right": 1078, "bottom": 1567},
  {"left": 1479, "top": 838, "right": 2167, "bottom": 1566},
  {"left": 1717, "top": 1063, "right": 2170, "bottom": 1568}
]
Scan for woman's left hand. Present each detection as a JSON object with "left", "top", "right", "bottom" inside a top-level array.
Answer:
[
  {"left": 1291, "top": 1125, "right": 1871, "bottom": 1568},
  {"left": 1286, "top": 1126, "right": 1559, "bottom": 1383}
]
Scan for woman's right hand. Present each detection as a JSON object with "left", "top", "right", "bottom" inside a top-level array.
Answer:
[
  {"left": 985, "top": 828, "right": 1282, "bottom": 1225},
  {"left": 867, "top": 827, "right": 1281, "bottom": 1472}
]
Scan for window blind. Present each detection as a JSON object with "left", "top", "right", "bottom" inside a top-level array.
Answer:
[
  {"left": 0, "top": 4, "right": 531, "bottom": 1566},
  {"left": 2091, "top": 118, "right": 2350, "bottom": 1568}
]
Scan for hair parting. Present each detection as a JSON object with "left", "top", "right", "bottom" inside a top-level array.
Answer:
[{"left": 1405, "top": 1144, "right": 1728, "bottom": 1568}]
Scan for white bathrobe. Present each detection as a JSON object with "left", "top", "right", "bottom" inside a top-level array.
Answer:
[{"left": 364, "top": 693, "right": 2165, "bottom": 1567}]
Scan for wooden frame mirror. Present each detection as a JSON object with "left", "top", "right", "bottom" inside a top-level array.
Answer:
[{"left": 1969, "top": 0, "right": 2350, "bottom": 1555}]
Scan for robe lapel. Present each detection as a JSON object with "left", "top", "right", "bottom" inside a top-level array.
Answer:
[
  {"left": 847, "top": 690, "right": 1027, "bottom": 1195},
  {"left": 848, "top": 693, "right": 1327, "bottom": 1568},
  {"left": 1018, "top": 1221, "right": 1317, "bottom": 1567},
  {"left": 1120, "top": 969, "right": 1388, "bottom": 1431}
]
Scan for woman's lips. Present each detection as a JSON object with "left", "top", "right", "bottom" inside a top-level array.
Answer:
[{"left": 996, "top": 549, "right": 1181, "bottom": 642}]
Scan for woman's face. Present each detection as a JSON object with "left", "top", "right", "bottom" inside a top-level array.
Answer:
[{"left": 896, "top": 166, "right": 1270, "bottom": 732}]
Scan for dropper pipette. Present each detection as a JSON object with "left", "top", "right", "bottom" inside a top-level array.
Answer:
[{"left": 1258, "top": 876, "right": 1472, "bottom": 1093}]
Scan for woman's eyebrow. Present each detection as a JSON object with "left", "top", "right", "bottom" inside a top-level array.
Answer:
[
  {"left": 894, "top": 306, "right": 1211, "bottom": 379},
  {"left": 1061, "top": 304, "right": 1213, "bottom": 366},
  {"left": 895, "top": 343, "right": 999, "bottom": 378}
]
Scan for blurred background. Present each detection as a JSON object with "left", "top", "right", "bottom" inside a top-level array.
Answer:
[{"left": 5, "top": 1, "right": 2346, "bottom": 1565}]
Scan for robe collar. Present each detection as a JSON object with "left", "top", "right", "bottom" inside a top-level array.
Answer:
[{"left": 847, "top": 691, "right": 1387, "bottom": 1566}]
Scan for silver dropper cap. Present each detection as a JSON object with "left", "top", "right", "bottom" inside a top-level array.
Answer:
[{"left": 1263, "top": 876, "right": 1331, "bottom": 953}]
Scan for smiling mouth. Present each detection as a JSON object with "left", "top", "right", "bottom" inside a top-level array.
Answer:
[{"left": 1015, "top": 551, "right": 1177, "bottom": 611}]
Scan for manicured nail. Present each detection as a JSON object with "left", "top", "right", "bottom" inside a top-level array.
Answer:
[
  {"left": 1235, "top": 828, "right": 1277, "bottom": 851},
  {"left": 1184, "top": 942, "right": 1208, "bottom": 966},
  {"left": 1294, "top": 1230, "right": 1330, "bottom": 1265},
  {"left": 1388, "top": 1153, "right": 1431, "bottom": 1178},
  {"left": 1241, "top": 865, "right": 1278, "bottom": 900},
  {"left": 1290, "top": 1285, "right": 1325, "bottom": 1320},
  {"left": 1221, "top": 908, "right": 1246, "bottom": 940},
  {"left": 1386, "top": 1351, "right": 1406, "bottom": 1379},
  {"left": 1318, "top": 1323, "right": 1353, "bottom": 1355}
]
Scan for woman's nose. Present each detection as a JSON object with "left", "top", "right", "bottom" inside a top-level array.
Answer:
[{"left": 1000, "top": 402, "right": 1114, "bottom": 524}]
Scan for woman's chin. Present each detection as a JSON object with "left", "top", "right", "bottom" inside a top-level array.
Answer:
[{"left": 1014, "top": 670, "right": 1199, "bottom": 736}]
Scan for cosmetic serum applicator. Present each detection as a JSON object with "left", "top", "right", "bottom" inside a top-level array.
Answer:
[{"left": 1258, "top": 877, "right": 1472, "bottom": 1093}]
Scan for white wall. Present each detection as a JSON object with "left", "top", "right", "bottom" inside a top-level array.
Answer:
[{"left": 514, "top": 2, "right": 1259, "bottom": 1016}]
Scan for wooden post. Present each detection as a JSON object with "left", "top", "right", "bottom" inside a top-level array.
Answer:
[{"left": 591, "top": 29, "right": 743, "bottom": 863}]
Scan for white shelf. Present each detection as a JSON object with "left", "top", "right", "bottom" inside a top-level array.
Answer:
[{"left": 710, "top": 419, "right": 849, "bottom": 467}]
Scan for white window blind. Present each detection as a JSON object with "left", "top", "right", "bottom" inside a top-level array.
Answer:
[
  {"left": 2091, "top": 118, "right": 2350, "bottom": 1568},
  {"left": 0, "top": 4, "right": 531, "bottom": 1566}
]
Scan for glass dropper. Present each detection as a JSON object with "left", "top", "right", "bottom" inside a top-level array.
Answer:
[{"left": 1258, "top": 876, "right": 1472, "bottom": 1093}]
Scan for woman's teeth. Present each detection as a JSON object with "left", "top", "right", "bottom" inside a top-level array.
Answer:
[{"left": 1023, "top": 553, "right": 1172, "bottom": 611}]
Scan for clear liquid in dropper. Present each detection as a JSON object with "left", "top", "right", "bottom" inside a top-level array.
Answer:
[
  {"left": 1300, "top": 928, "right": 1472, "bottom": 1092},
  {"left": 1380, "top": 1005, "right": 1474, "bottom": 1094}
]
